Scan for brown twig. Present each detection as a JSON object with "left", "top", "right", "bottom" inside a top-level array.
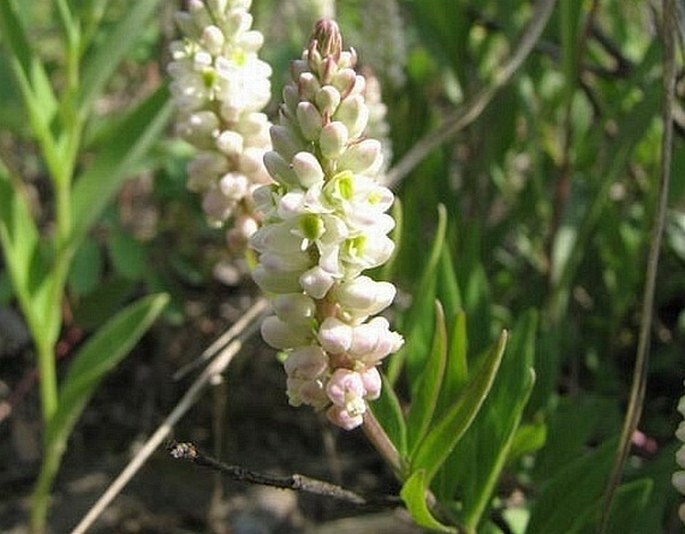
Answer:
[{"left": 167, "top": 440, "right": 403, "bottom": 508}]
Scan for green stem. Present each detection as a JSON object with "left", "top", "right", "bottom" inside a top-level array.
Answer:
[
  {"left": 362, "top": 407, "right": 406, "bottom": 479},
  {"left": 30, "top": 435, "right": 64, "bottom": 533}
]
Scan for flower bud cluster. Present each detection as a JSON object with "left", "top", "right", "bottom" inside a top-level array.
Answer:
[
  {"left": 673, "top": 387, "right": 685, "bottom": 523},
  {"left": 168, "top": 0, "right": 272, "bottom": 250},
  {"left": 251, "top": 20, "right": 403, "bottom": 430}
]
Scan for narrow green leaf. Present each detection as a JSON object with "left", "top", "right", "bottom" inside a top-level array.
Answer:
[
  {"left": 401, "top": 470, "right": 456, "bottom": 533},
  {"left": 68, "top": 237, "right": 103, "bottom": 297},
  {"left": 46, "top": 293, "right": 169, "bottom": 449},
  {"left": 389, "top": 204, "right": 447, "bottom": 386},
  {"left": 437, "top": 310, "right": 468, "bottom": 415},
  {"left": 410, "top": 330, "right": 508, "bottom": 484},
  {"left": 407, "top": 301, "right": 447, "bottom": 453},
  {"left": 69, "top": 85, "right": 172, "bottom": 250},
  {"left": 79, "top": 0, "right": 162, "bottom": 114},
  {"left": 369, "top": 372, "right": 408, "bottom": 457},
  {"left": 0, "top": 163, "right": 57, "bottom": 343}
]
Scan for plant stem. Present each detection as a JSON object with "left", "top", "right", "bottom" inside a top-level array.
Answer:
[
  {"left": 362, "top": 407, "right": 405, "bottom": 478},
  {"left": 598, "top": 0, "right": 676, "bottom": 530},
  {"left": 30, "top": 437, "right": 63, "bottom": 533}
]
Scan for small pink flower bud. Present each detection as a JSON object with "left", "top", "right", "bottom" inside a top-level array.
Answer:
[
  {"left": 349, "top": 317, "right": 404, "bottom": 363},
  {"left": 360, "top": 367, "right": 382, "bottom": 400},
  {"left": 335, "top": 276, "right": 396, "bottom": 317},
  {"left": 291, "top": 151, "right": 325, "bottom": 187},
  {"left": 319, "top": 121, "right": 349, "bottom": 159},
  {"left": 284, "top": 346, "right": 328, "bottom": 379},
  {"left": 334, "top": 95, "right": 369, "bottom": 138},
  {"left": 283, "top": 83, "right": 300, "bottom": 113},
  {"left": 338, "top": 139, "right": 382, "bottom": 174},
  {"left": 318, "top": 317, "right": 353, "bottom": 354},
  {"left": 326, "top": 369, "right": 366, "bottom": 410},
  {"left": 261, "top": 315, "right": 312, "bottom": 349},
  {"left": 287, "top": 377, "right": 328, "bottom": 409},
  {"left": 315, "top": 85, "right": 342, "bottom": 117},
  {"left": 273, "top": 293, "right": 317, "bottom": 324},
  {"left": 270, "top": 125, "right": 302, "bottom": 160},
  {"left": 252, "top": 264, "right": 302, "bottom": 294},
  {"left": 202, "top": 188, "right": 233, "bottom": 223},
  {"left": 326, "top": 405, "right": 363, "bottom": 430},
  {"left": 264, "top": 150, "right": 298, "bottom": 186},
  {"left": 300, "top": 265, "right": 335, "bottom": 299},
  {"left": 219, "top": 172, "right": 249, "bottom": 200},
  {"left": 296, "top": 102, "right": 324, "bottom": 141},
  {"left": 216, "top": 130, "right": 244, "bottom": 156},
  {"left": 299, "top": 72, "right": 321, "bottom": 101},
  {"left": 201, "top": 25, "right": 225, "bottom": 55},
  {"left": 331, "top": 68, "right": 357, "bottom": 95}
]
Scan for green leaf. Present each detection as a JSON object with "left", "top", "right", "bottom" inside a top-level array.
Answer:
[
  {"left": 507, "top": 421, "right": 547, "bottom": 464},
  {"left": 527, "top": 438, "right": 617, "bottom": 534},
  {"left": 46, "top": 293, "right": 169, "bottom": 450},
  {"left": 69, "top": 84, "right": 172, "bottom": 250},
  {"left": 78, "top": 0, "right": 162, "bottom": 115},
  {"left": 68, "top": 237, "right": 103, "bottom": 297},
  {"left": 436, "top": 310, "right": 468, "bottom": 415},
  {"left": 369, "top": 372, "right": 408, "bottom": 457},
  {"left": 389, "top": 204, "right": 447, "bottom": 386},
  {"left": 107, "top": 230, "right": 148, "bottom": 280},
  {"left": 407, "top": 301, "right": 447, "bottom": 453},
  {"left": 0, "top": 163, "right": 58, "bottom": 344},
  {"left": 401, "top": 470, "right": 456, "bottom": 533},
  {"left": 410, "top": 330, "right": 508, "bottom": 484}
]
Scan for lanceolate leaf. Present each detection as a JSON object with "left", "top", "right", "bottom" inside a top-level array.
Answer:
[
  {"left": 69, "top": 85, "right": 172, "bottom": 250},
  {"left": 407, "top": 301, "right": 447, "bottom": 453},
  {"left": 46, "top": 293, "right": 169, "bottom": 450},
  {"left": 409, "top": 330, "right": 508, "bottom": 484},
  {"left": 79, "top": 0, "right": 162, "bottom": 115}
]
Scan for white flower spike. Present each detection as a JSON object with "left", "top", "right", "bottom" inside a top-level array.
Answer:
[{"left": 251, "top": 19, "right": 403, "bottom": 430}]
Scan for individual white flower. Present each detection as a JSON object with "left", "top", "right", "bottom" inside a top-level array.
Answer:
[
  {"left": 169, "top": 0, "right": 272, "bottom": 252},
  {"left": 251, "top": 20, "right": 403, "bottom": 430}
]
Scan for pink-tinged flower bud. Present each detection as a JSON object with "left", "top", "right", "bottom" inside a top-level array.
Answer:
[
  {"left": 334, "top": 95, "right": 369, "bottom": 138},
  {"left": 177, "top": 111, "right": 219, "bottom": 144},
  {"left": 264, "top": 150, "right": 298, "bottom": 186},
  {"left": 346, "top": 75, "right": 366, "bottom": 98},
  {"left": 201, "top": 25, "right": 225, "bottom": 55},
  {"left": 311, "top": 19, "right": 343, "bottom": 60},
  {"left": 273, "top": 293, "right": 317, "bottom": 324},
  {"left": 283, "top": 84, "right": 300, "bottom": 113},
  {"left": 277, "top": 190, "right": 306, "bottom": 219},
  {"left": 319, "top": 121, "right": 349, "bottom": 159},
  {"left": 238, "top": 30, "right": 264, "bottom": 51},
  {"left": 287, "top": 377, "right": 329, "bottom": 410},
  {"left": 216, "top": 130, "right": 244, "bottom": 156},
  {"left": 326, "top": 405, "right": 363, "bottom": 430},
  {"left": 338, "top": 139, "right": 382, "bottom": 174},
  {"left": 291, "top": 152, "right": 325, "bottom": 187},
  {"left": 318, "top": 317, "right": 353, "bottom": 354},
  {"left": 326, "top": 369, "right": 366, "bottom": 410},
  {"left": 187, "top": 152, "right": 229, "bottom": 192},
  {"left": 296, "top": 102, "right": 324, "bottom": 141},
  {"left": 202, "top": 188, "right": 233, "bottom": 223},
  {"left": 260, "top": 249, "right": 311, "bottom": 273},
  {"left": 284, "top": 346, "right": 328, "bottom": 379},
  {"left": 252, "top": 264, "right": 302, "bottom": 294},
  {"left": 299, "top": 72, "right": 321, "bottom": 101},
  {"left": 290, "top": 59, "right": 310, "bottom": 83},
  {"left": 349, "top": 317, "right": 404, "bottom": 363},
  {"left": 335, "top": 276, "right": 396, "bottom": 317},
  {"left": 270, "top": 125, "right": 302, "bottom": 160},
  {"left": 219, "top": 172, "right": 249, "bottom": 200},
  {"left": 300, "top": 265, "right": 335, "bottom": 299},
  {"left": 360, "top": 367, "right": 382, "bottom": 400},
  {"left": 261, "top": 316, "right": 312, "bottom": 349},
  {"left": 331, "top": 68, "right": 356, "bottom": 95},
  {"left": 315, "top": 85, "right": 342, "bottom": 117}
]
